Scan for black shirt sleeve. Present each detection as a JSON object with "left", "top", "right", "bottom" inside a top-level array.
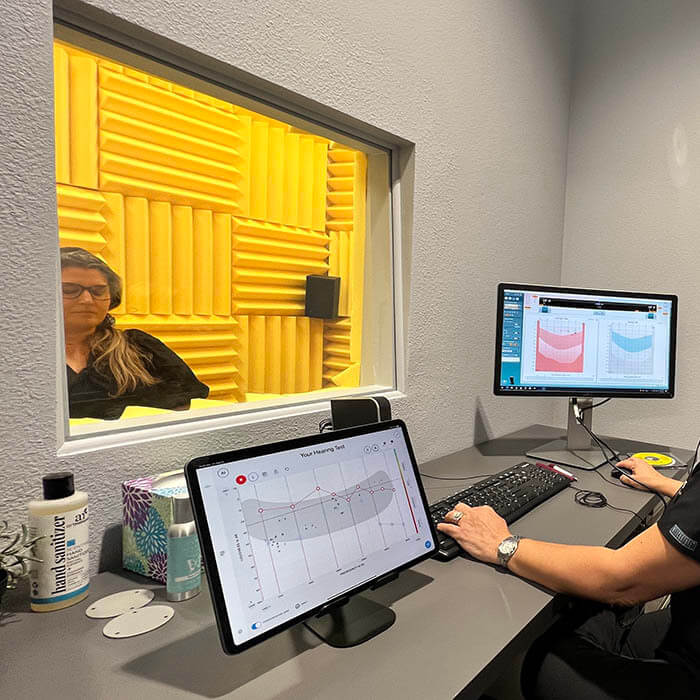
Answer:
[
  {"left": 124, "top": 329, "right": 209, "bottom": 409},
  {"left": 658, "top": 474, "right": 700, "bottom": 563}
]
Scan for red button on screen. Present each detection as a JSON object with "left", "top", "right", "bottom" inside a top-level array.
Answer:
[{"left": 235, "top": 475, "right": 247, "bottom": 485}]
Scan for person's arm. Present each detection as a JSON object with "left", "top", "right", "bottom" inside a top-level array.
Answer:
[
  {"left": 615, "top": 456, "right": 684, "bottom": 498},
  {"left": 437, "top": 507, "right": 700, "bottom": 606},
  {"left": 509, "top": 525, "right": 700, "bottom": 605}
]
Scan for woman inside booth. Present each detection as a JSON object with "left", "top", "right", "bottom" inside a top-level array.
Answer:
[{"left": 61, "top": 247, "right": 209, "bottom": 420}]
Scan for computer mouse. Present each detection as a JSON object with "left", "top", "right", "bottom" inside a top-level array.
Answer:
[{"left": 611, "top": 465, "right": 633, "bottom": 480}]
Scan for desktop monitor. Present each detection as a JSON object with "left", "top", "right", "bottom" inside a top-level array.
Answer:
[
  {"left": 185, "top": 419, "right": 437, "bottom": 653},
  {"left": 494, "top": 283, "right": 677, "bottom": 468}
]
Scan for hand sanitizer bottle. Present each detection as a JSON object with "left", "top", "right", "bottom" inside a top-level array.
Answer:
[
  {"left": 28, "top": 472, "right": 89, "bottom": 611},
  {"left": 166, "top": 496, "right": 201, "bottom": 601}
]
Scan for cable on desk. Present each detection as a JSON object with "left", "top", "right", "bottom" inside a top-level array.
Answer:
[
  {"left": 591, "top": 464, "right": 667, "bottom": 518},
  {"left": 569, "top": 485, "right": 645, "bottom": 526},
  {"left": 579, "top": 401, "right": 694, "bottom": 476},
  {"left": 570, "top": 402, "right": 668, "bottom": 512}
]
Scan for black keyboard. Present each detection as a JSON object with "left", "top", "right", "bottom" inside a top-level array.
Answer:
[{"left": 429, "top": 461, "right": 573, "bottom": 561}]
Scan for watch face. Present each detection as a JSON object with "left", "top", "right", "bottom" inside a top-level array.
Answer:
[{"left": 499, "top": 538, "right": 517, "bottom": 556}]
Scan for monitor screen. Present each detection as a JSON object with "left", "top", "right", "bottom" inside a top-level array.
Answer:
[
  {"left": 494, "top": 283, "right": 677, "bottom": 397},
  {"left": 186, "top": 420, "right": 436, "bottom": 652}
]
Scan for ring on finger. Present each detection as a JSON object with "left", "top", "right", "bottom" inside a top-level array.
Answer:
[{"left": 451, "top": 510, "right": 464, "bottom": 523}]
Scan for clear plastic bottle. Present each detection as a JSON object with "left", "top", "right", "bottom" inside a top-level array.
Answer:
[
  {"left": 28, "top": 472, "right": 89, "bottom": 612},
  {"left": 166, "top": 496, "right": 201, "bottom": 601}
]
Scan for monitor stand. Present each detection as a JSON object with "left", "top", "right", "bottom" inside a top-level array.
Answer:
[
  {"left": 303, "top": 594, "right": 396, "bottom": 648},
  {"left": 526, "top": 398, "right": 619, "bottom": 470}
]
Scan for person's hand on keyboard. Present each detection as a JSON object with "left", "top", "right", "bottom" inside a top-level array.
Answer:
[{"left": 437, "top": 504, "right": 512, "bottom": 565}]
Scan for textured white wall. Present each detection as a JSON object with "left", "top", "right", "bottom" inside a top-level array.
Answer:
[
  {"left": 0, "top": 0, "right": 573, "bottom": 572},
  {"left": 562, "top": 0, "right": 700, "bottom": 449}
]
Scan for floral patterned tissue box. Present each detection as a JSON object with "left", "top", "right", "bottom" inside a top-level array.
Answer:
[{"left": 122, "top": 470, "right": 188, "bottom": 583}]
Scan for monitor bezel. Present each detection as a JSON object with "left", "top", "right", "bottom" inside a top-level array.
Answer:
[
  {"left": 185, "top": 418, "right": 438, "bottom": 655},
  {"left": 493, "top": 282, "right": 678, "bottom": 398}
]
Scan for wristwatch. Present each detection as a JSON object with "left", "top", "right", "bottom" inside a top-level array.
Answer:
[{"left": 497, "top": 535, "right": 521, "bottom": 568}]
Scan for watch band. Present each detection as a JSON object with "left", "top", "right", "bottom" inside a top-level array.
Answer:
[{"left": 497, "top": 535, "right": 521, "bottom": 567}]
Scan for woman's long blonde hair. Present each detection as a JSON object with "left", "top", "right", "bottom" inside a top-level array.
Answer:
[{"left": 61, "top": 247, "right": 158, "bottom": 396}]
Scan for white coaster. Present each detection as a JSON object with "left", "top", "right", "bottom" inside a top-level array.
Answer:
[
  {"left": 102, "top": 605, "right": 174, "bottom": 639},
  {"left": 86, "top": 589, "right": 155, "bottom": 619}
]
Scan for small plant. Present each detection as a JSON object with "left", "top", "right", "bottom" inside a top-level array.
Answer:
[{"left": 0, "top": 520, "right": 43, "bottom": 590}]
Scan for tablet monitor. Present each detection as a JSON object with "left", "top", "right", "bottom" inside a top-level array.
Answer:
[{"left": 186, "top": 419, "right": 437, "bottom": 653}]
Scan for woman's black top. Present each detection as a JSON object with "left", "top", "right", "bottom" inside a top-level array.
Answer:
[
  {"left": 67, "top": 329, "right": 209, "bottom": 420},
  {"left": 657, "top": 470, "right": 700, "bottom": 679}
]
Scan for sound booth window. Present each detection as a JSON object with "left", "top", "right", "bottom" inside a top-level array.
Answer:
[{"left": 53, "top": 26, "right": 396, "bottom": 439}]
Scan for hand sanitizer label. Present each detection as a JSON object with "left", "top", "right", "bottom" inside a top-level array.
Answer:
[{"left": 29, "top": 505, "right": 89, "bottom": 605}]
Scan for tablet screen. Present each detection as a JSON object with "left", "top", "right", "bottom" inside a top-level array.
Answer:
[{"left": 190, "top": 422, "right": 435, "bottom": 648}]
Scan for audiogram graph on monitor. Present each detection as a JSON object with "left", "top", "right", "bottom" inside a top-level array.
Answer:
[
  {"left": 497, "top": 284, "right": 676, "bottom": 400},
  {"left": 535, "top": 319, "right": 586, "bottom": 373},
  {"left": 234, "top": 451, "right": 418, "bottom": 603},
  {"left": 608, "top": 322, "right": 654, "bottom": 375}
]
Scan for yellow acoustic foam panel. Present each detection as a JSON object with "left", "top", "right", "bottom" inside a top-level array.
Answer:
[
  {"left": 244, "top": 316, "right": 323, "bottom": 395},
  {"left": 232, "top": 218, "right": 330, "bottom": 316},
  {"left": 98, "top": 65, "right": 244, "bottom": 213},
  {"left": 53, "top": 44, "right": 99, "bottom": 188},
  {"left": 323, "top": 318, "right": 359, "bottom": 387},
  {"left": 104, "top": 198, "right": 233, "bottom": 318},
  {"left": 56, "top": 184, "right": 107, "bottom": 252},
  {"left": 323, "top": 146, "right": 366, "bottom": 386},
  {"left": 54, "top": 38, "right": 367, "bottom": 407},
  {"left": 236, "top": 116, "right": 328, "bottom": 230}
]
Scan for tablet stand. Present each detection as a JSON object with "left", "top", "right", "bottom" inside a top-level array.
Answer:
[{"left": 303, "top": 594, "right": 396, "bottom": 648}]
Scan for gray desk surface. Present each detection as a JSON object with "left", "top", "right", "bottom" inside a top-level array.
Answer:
[{"left": 1, "top": 424, "right": 691, "bottom": 700}]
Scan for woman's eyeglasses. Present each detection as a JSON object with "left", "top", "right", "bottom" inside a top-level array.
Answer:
[{"left": 62, "top": 283, "right": 110, "bottom": 300}]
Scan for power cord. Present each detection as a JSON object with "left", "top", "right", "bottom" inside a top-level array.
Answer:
[
  {"left": 571, "top": 399, "right": 668, "bottom": 512},
  {"left": 579, "top": 398, "right": 612, "bottom": 413},
  {"left": 569, "top": 484, "right": 645, "bottom": 526},
  {"left": 571, "top": 400, "right": 625, "bottom": 467}
]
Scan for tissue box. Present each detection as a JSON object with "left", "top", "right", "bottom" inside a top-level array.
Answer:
[{"left": 122, "top": 470, "right": 188, "bottom": 583}]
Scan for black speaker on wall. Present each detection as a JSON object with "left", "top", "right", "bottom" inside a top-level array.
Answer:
[
  {"left": 305, "top": 275, "right": 340, "bottom": 319},
  {"left": 330, "top": 397, "right": 392, "bottom": 430}
]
